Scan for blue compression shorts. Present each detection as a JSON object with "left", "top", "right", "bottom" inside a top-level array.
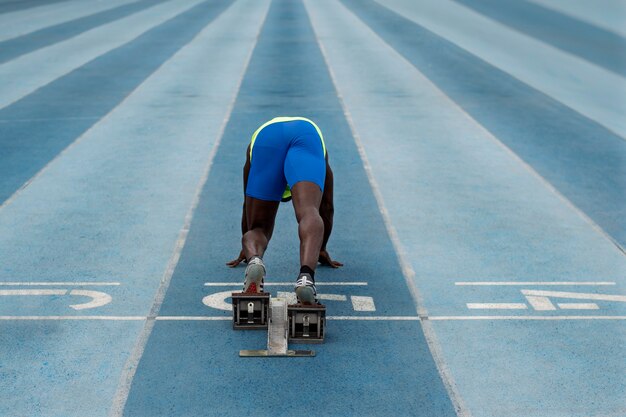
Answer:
[{"left": 246, "top": 117, "right": 326, "bottom": 202}]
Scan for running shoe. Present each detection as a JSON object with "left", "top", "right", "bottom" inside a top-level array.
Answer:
[
  {"left": 243, "top": 256, "right": 265, "bottom": 293},
  {"left": 294, "top": 273, "right": 317, "bottom": 304}
]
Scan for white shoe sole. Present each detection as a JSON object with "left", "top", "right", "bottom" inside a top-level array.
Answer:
[
  {"left": 243, "top": 263, "right": 265, "bottom": 293},
  {"left": 295, "top": 286, "right": 316, "bottom": 304}
]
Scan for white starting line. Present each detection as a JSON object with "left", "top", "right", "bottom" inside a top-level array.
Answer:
[
  {"left": 0, "top": 282, "right": 121, "bottom": 286},
  {"left": 466, "top": 289, "right": 626, "bottom": 311},
  {"left": 0, "top": 315, "right": 625, "bottom": 321},
  {"left": 455, "top": 281, "right": 617, "bottom": 286},
  {"left": 0, "top": 289, "right": 112, "bottom": 310}
]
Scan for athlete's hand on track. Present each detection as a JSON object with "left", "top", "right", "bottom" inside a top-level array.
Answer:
[
  {"left": 318, "top": 249, "right": 343, "bottom": 268},
  {"left": 226, "top": 250, "right": 246, "bottom": 267}
]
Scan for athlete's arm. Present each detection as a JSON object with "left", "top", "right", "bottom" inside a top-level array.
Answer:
[
  {"left": 241, "top": 144, "right": 251, "bottom": 235},
  {"left": 226, "top": 145, "right": 251, "bottom": 267},
  {"left": 318, "top": 156, "right": 343, "bottom": 268}
]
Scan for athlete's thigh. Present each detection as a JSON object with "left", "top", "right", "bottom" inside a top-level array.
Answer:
[{"left": 283, "top": 121, "right": 326, "bottom": 192}]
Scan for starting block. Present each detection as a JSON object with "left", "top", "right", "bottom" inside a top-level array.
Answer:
[
  {"left": 231, "top": 291, "right": 270, "bottom": 330},
  {"left": 288, "top": 303, "right": 326, "bottom": 344},
  {"left": 240, "top": 297, "right": 315, "bottom": 357}
]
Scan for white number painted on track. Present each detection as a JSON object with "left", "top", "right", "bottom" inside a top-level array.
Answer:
[
  {"left": 202, "top": 282, "right": 376, "bottom": 312},
  {"left": 460, "top": 282, "right": 626, "bottom": 311}
]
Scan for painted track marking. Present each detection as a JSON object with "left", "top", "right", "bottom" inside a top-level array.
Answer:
[
  {"left": 521, "top": 289, "right": 626, "bottom": 302},
  {"left": 0, "top": 289, "right": 66, "bottom": 296},
  {"left": 204, "top": 281, "right": 368, "bottom": 286},
  {"left": 467, "top": 303, "right": 528, "bottom": 310},
  {"left": 0, "top": 281, "right": 121, "bottom": 286},
  {"left": 1, "top": 315, "right": 625, "bottom": 321},
  {"left": 351, "top": 295, "right": 376, "bottom": 311},
  {"left": 455, "top": 281, "right": 616, "bottom": 286}
]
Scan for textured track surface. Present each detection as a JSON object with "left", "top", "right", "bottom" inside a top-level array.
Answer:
[{"left": 0, "top": 0, "right": 624, "bottom": 416}]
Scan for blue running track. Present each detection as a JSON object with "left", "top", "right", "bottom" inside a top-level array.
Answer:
[{"left": 0, "top": 0, "right": 624, "bottom": 416}]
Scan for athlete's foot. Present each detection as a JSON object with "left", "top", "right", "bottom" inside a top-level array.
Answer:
[
  {"left": 243, "top": 256, "right": 265, "bottom": 293},
  {"left": 294, "top": 273, "right": 317, "bottom": 304}
]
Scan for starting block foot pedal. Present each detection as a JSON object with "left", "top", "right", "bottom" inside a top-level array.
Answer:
[
  {"left": 232, "top": 292, "right": 270, "bottom": 330},
  {"left": 288, "top": 303, "right": 326, "bottom": 344}
]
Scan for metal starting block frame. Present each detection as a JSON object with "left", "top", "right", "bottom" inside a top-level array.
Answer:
[
  {"left": 240, "top": 297, "right": 316, "bottom": 357},
  {"left": 288, "top": 303, "right": 326, "bottom": 344},
  {"left": 231, "top": 292, "right": 270, "bottom": 330}
]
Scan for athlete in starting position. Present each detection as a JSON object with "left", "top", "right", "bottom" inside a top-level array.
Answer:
[{"left": 226, "top": 117, "right": 342, "bottom": 304}]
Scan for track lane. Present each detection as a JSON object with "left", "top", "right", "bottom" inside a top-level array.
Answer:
[
  {"left": 121, "top": 0, "right": 457, "bottom": 415},
  {"left": 0, "top": 2, "right": 265, "bottom": 415}
]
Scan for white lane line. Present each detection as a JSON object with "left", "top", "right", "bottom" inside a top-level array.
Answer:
[
  {"left": 156, "top": 316, "right": 230, "bottom": 321},
  {"left": 0, "top": 315, "right": 420, "bottom": 321},
  {"left": 0, "top": 282, "right": 121, "bottom": 286},
  {"left": 0, "top": 316, "right": 145, "bottom": 320},
  {"left": 328, "top": 316, "right": 416, "bottom": 320},
  {"left": 521, "top": 289, "right": 626, "bottom": 302},
  {"left": 456, "top": 281, "right": 616, "bottom": 286},
  {"left": 0, "top": 289, "right": 66, "bottom": 296},
  {"left": 526, "top": 0, "right": 626, "bottom": 38},
  {"left": 109, "top": 3, "right": 270, "bottom": 416},
  {"left": 378, "top": 0, "right": 626, "bottom": 140},
  {"left": 428, "top": 316, "right": 626, "bottom": 320},
  {"left": 317, "top": 294, "right": 347, "bottom": 301},
  {"left": 0, "top": 0, "right": 207, "bottom": 214},
  {"left": 557, "top": 303, "right": 599, "bottom": 310},
  {"left": 69, "top": 290, "right": 113, "bottom": 310},
  {"left": 351, "top": 296, "right": 376, "bottom": 311},
  {"left": 202, "top": 291, "right": 233, "bottom": 311},
  {"left": 466, "top": 303, "right": 528, "bottom": 310},
  {"left": 329, "top": 0, "right": 625, "bottom": 256},
  {"left": 277, "top": 291, "right": 298, "bottom": 305},
  {"left": 304, "top": 2, "right": 469, "bottom": 416},
  {"left": 204, "top": 281, "right": 368, "bottom": 286}
]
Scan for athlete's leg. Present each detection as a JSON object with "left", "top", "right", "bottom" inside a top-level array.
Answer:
[
  {"left": 282, "top": 120, "right": 326, "bottom": 272},
  {"left": 240, "top": 196, "right": 279, "bottom": 293},
  {"left": 243, "top": 121, "right": 288, "bottom": 259},
  {"left": 290, "top": 181, "right": 323, "bottom": 303},
  {"left": 290, "top": 181, "right": 323, "bottom": 270},
  {"left": 242, "top": 196, "right": 280, "bottom": 261}
]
